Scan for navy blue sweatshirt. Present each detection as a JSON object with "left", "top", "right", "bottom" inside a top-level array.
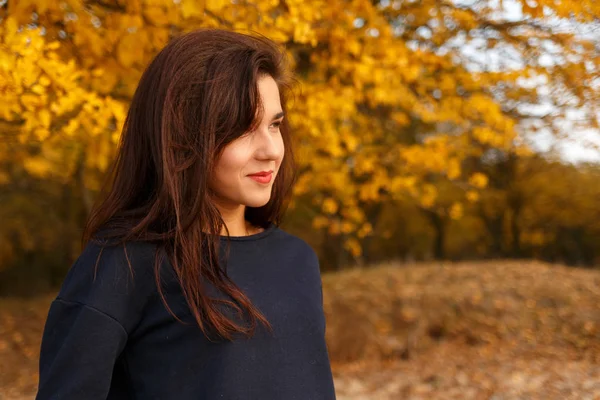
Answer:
[{"left": 36, "top": 222, "right": 336, "bottom": 399}]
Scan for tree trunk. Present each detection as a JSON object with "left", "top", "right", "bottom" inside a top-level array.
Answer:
[
  {"left": 424, "top": 209, "right": 446, "bottom": 260},
  {"left": 480, "top": 211, "right": 504, "bottom": 257},
  {"left": 320, "top": 229, "right": 345, "bottom": 272},
  {"left": 360, "top": 202, "right": 383, "bottom": 265}
]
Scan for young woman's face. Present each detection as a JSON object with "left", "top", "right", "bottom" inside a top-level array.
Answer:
[{"left": 209, "top": 74, "right": 285, "bottom": 210}]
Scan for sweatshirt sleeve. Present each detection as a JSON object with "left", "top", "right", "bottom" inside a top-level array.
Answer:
[
  {"left": 35, "top": 240, "right": 158, "bottom": 399},
  {"left": 35, "top": 299, "right": 128, "bottom": 399}
]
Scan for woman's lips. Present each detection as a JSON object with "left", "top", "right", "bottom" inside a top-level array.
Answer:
[{"left": 248, "top": 172, "right": 273, "bottom": 184}]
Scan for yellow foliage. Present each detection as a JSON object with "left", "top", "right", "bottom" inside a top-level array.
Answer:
[
  {"left": 181, "top": 0, "right": 205, "bottom": 19},
  {"left": 312, "top": 216, "right": 330, "bottom": 230},
  {"left": 344, "top": 238, "right": 362, "bottom": 257},
  {"left": 23, "top": 157, "right": 53, "bottom": 178},
  {"left": 117, "top": 34, "right": 145, "bottom": 68},
  {"left": 1, "top": 0, "right": 598, "bottom": 262},
  {"left": 466, "top": 190, "right": 479, "bottom": 203},
  {"left": 322, "top": 198, "right": 339, "bottom": 215},
  {"left": 357, "top": 223, "right": 373, "bottom": 239},
  {"left": 419, "top": 185, "right": 438, "bottom": 208},
  {"left": 447, "top": 158, "right": 461, "bottom": 179},
  {"left": 469, "top": 173, "right": 489, "bottom": 189},
  {"left": 449, "top": 203, "right": 463, "bottom": 220}
]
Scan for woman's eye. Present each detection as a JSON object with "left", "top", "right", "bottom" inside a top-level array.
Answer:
[{"left": 271, "top": 121, "right": 282, "bottom": 129}]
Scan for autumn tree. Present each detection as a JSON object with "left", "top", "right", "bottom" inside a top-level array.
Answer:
[{"left": 1, "top": 0, "right": 599, "bottom": 271}]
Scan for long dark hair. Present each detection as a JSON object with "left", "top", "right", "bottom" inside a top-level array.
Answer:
[{"left": 82, "top": 28, "right": 298, "bottom": 341}]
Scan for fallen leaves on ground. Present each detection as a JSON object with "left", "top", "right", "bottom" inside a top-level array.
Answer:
[
  {"left": 332, "top": 340, "right": 600, "bottom": 399},
  {"left": 323, "top": 259, "right": 600, "bottom": 364},
  {"left": 1, "top": 260, "right": 599, "bottom": 399}
]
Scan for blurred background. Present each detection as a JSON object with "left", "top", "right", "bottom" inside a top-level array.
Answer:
[{"left": 1, "top": 0, "right": 600, "bottom": 398}]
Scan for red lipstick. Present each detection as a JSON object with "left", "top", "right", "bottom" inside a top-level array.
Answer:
[{"left": 248, "top": 170, "right": 273, "bottom": 184}]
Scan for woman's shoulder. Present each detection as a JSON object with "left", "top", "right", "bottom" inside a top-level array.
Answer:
[
  {"left": 70, "top": 239, "right": 159, "bottom": 285},
  {"left": 79, "top": 238, "right": 159, "bottom": 273},
  {"left": 271, "top": 227, "right": 319, "bottom": 264},
  {"left": 55, "top": 239, "right": 161, "bottom": 327}
]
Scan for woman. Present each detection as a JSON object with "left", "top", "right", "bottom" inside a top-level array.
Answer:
[{"left": 36, "top": 28, "right": 336, "bottom": 399}]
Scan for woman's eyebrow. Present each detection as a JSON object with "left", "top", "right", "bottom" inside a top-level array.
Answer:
[{"left": 272, "top": 111, "right": 285, "bottom": 120}]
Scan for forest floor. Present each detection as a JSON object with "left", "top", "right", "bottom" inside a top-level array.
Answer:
[
  {"left": 332, "top": 341, "right": 600, "bottom": 399},
  {"left": 1, "top": 260, "right": 600, "bottom": 399}
]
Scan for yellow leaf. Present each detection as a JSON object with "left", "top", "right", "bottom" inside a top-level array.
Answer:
[
  {"left": 347, "top": 39, "right": 361, "bottom": 56},
  {"left": 34, "top": 127, "right": 50, "bottom": 141},
  {"left": 206, "top": 0, "right": 229, "bottom": 12},
  {"left": 144, "top": 5, "right": 171, "bottom": 26},
  {"left": 341, "top": 221, "right": 353, "bottom": 234},
  {"left": 391, "top": 111, "right": 410, "bottom": 127},
  {"left": 312, "top": 216, "right": 329, "bottom": 229},
  {"left": 116, "top": 34, "right": 144, "bottom": 68},
  {"left": 181, "top": 0, "right": 205, "bottom": 18},
  {"left": 447, "top": 158, "right": 461, "bottom": 179},
  {"left": 449, "top": 203, "right": 463, "bottom": 220},
  {"left": 357, "top": 223, "right": 372, "bottom": 238},
  {"left": 469, "top": 173, "right": 488, "bottom": 189},
  {"left": 39, "top": 76, "right": 51, "bottom": 86},
  {"left": 23, "top": 157, "right": 52, "bottom": 177},
  {"left": 39, "top": 109, "right": 51, "bottom": 128},
  {"left": 466, "top": 190, "right": 479, "bottom": 202},
  {"left": 419, "top": 185, "right": 437, "bottom": 208},
  {"left": 344, "top": 238, "right": 362, "bottom": 257},
  {"left": 47, "top": 41, "right": 60, "bottom": 50},
  {"left": 322, "top": 198, "right": 338, "bottom": 214}
]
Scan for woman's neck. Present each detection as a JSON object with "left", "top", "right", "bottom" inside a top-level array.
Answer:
[
  {"left": 218, "top": 207, "right": 263, "bottom": 236},
  {"left": 220, "top": 219, "right": 263, "bottom": 236}
]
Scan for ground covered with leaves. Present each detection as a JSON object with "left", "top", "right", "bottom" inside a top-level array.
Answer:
[
  {"left": 1, "top": 260, "right": 599, "bottom": 398},
  {"left": 324, "top": 260, "right": 600, "bottom": 399},
  {"left": 333, "top": 341, "right": 600, "bottom": 399}
]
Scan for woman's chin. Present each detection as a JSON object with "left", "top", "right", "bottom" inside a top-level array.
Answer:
[{"left": 244, "top": 195, "right": 271, "bottom": 208}]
